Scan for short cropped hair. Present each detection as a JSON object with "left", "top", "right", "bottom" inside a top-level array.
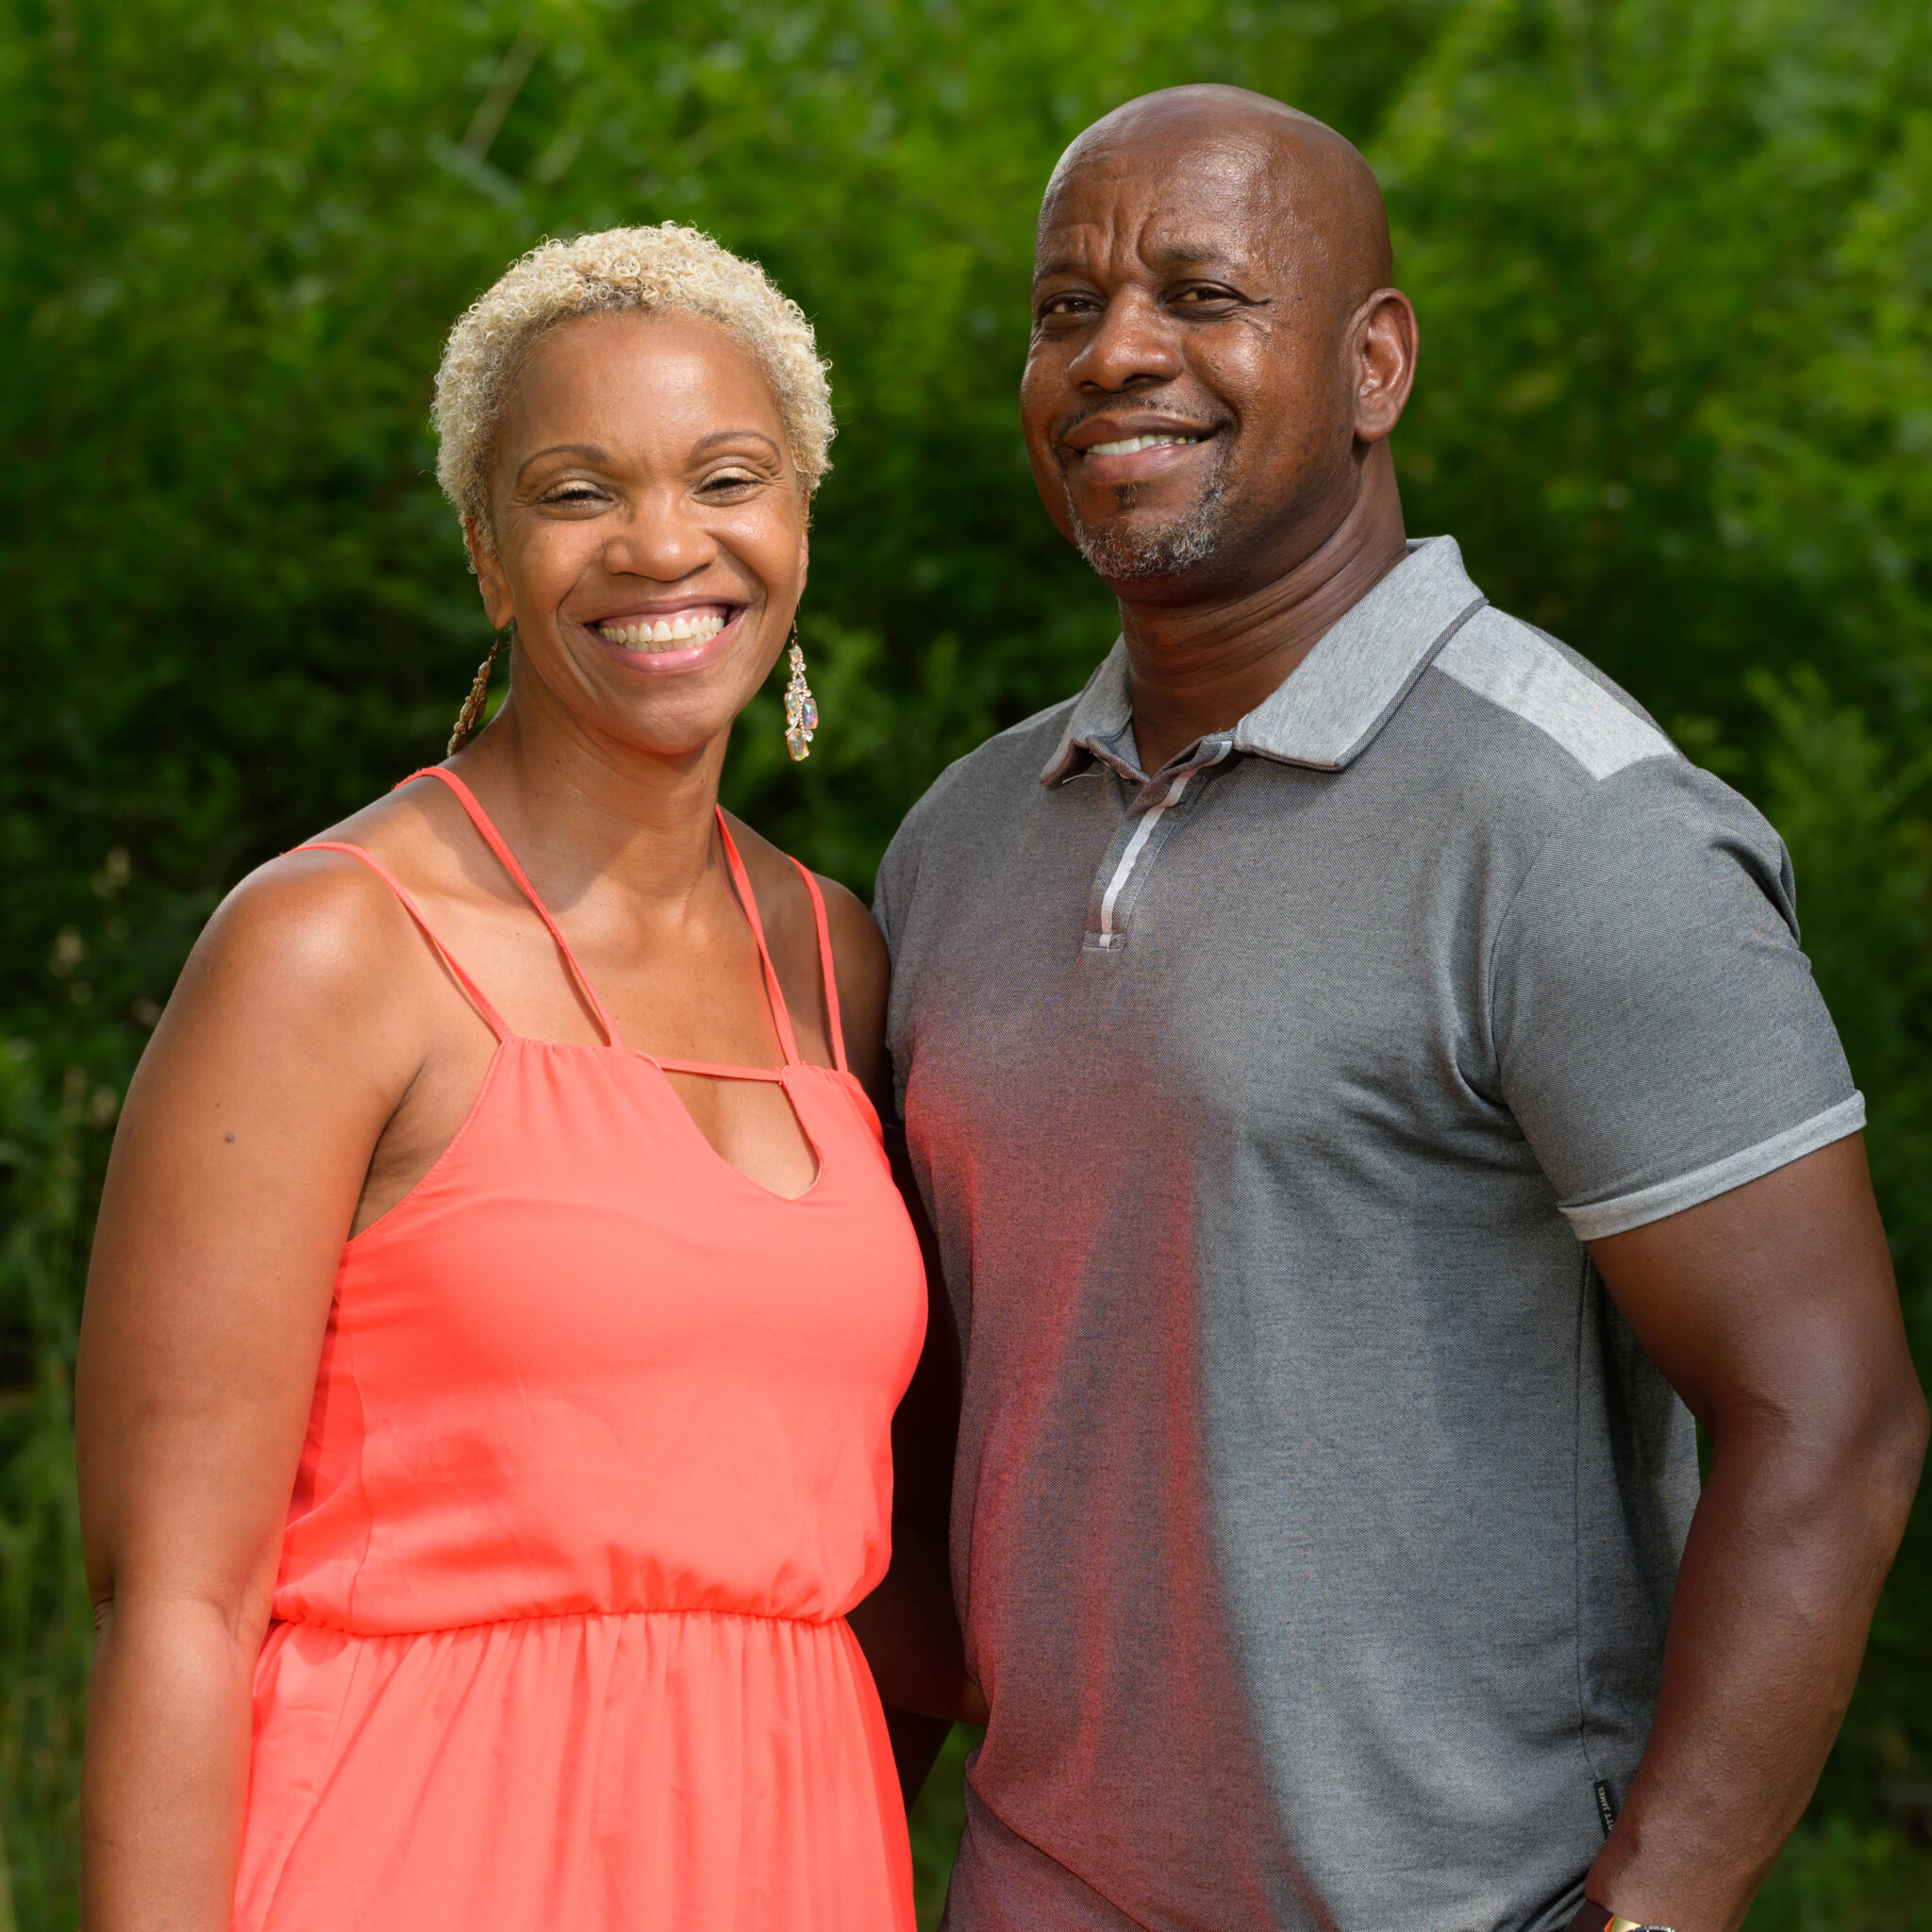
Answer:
[{"left": 433, "top": 223, "right": 834, "bottom": 546}]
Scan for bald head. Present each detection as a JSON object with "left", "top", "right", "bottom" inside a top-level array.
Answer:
[{"left": 1042, "top": 85, "right": 1392, "bottom": 310}]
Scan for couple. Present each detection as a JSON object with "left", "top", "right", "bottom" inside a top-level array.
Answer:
[{"left": 74, "top": 86, "right": 1925, "bottom": 1932}]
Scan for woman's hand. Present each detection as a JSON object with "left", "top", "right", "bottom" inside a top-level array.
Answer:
[{"left": 75, "top": 852, "right": 437, "bottom": 1929}]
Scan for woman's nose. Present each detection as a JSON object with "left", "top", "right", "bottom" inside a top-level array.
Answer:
[
  {"left": 603, "top": 491, "right": 719, "bottom": 580},
  {"left": 1069, "top": 286, "right": 1185, "bottom": 392}
]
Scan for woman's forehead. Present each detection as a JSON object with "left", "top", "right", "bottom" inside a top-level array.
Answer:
[{"left": 503, "top": 309, "right": 786, "bottom": 447}]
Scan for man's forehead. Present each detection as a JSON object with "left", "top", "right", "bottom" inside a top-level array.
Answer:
[{"left": 1033, "top": 145, "right": 1300, "bottom": 281}]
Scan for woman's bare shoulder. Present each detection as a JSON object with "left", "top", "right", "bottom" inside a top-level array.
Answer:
[
  {"left": 717, "top": 816, "right": 885, "bottom": 974},
  {"left": 169, "top": 851, "right": 412, "bottom": 1045},
  {"left": 812, "top": 874, "right": 888, "bottom": 984},
  {"left": 718, "top": 813, "right": 891, "bottom": 1089},
  {"left": 160, "top": 778, "right": 465, "bottom": 1057}
]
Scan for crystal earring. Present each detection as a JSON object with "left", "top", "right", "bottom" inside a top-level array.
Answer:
[{"left": 783, "top": 624, "right": 817, "bottom": 761}]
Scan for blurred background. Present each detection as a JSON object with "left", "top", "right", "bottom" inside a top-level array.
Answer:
[{"left": 2, "top": 0, "right": 1928, "bottom": 1924}]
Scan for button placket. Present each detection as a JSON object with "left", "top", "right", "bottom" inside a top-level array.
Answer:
[{"left": 1082, "top": 741, "right": 1232, "bottom": 954}]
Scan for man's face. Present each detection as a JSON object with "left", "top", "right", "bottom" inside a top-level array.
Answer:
[{"left": 1021, "top": 129, "right": 1360, "bottom": 596}]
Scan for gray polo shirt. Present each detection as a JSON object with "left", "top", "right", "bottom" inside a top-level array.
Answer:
[{"left": 874, "top": 537, "right": 1863, "bottom": 1932}]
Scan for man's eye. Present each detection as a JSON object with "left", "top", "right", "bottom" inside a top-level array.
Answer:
[
  {"left": 1040, "top": 293, "right": 1097, "bottom": 319},
  {"left": 1174, "top": 287, "right": 1233, "bottom": 306}
]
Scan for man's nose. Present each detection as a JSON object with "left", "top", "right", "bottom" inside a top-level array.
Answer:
[
  {"left": 603, "top": 489, "right": 718, "bottom": 579},
  {"left": 1068, "top": 286, "right": 1185, "bottom": 392}
]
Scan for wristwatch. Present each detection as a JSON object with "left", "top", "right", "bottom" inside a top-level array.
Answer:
[{"left": 1568, "top": 1904, "right": 1679, "bottom": 1932}]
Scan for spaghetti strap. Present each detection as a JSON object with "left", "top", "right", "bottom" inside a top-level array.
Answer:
[
  {"left": 791, "top": 862, "right": 849, "bottom": 1076},
  {"left": 397, "top": 768, "right": 621, "bottom": 1048},
  {"left": 714, "top": 811, "right": 803, "bottom": 1067},
  {"left": 294, "top": 841, "right": 512, "bottom": 1042}
]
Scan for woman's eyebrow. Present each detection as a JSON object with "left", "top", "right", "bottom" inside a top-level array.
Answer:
[
  {"left": 690, "top": 428, "right": 783, "bottom": 458},
  {"left": 515, "top": 442, "right": 608, "bottom": 481}
]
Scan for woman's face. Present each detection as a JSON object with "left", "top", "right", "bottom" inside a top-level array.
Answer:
[{"left": 472, "top": 308, "right": 808, "bottom": 758}]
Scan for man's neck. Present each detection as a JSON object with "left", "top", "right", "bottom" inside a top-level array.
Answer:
[{"left": 1116, "top": 455, "right": 1408, "bottom": 775}]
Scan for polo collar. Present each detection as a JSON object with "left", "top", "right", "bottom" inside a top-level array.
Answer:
[{"left": 1041, "top": 536, "right": 1488, "bottom": 785}]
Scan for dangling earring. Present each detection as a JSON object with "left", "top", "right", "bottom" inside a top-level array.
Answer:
[
  {"left": 448, "top": 625, "right": 509, "bottom": 756},
  {"left": 783, "top": 623, "right": 817, "bottom": 762}
]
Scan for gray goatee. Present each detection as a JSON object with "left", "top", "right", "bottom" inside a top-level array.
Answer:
[{"left": 1069, "top": 474, "right": 1231, "bottom": 581}]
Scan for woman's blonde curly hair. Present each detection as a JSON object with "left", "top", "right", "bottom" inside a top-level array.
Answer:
[{"left": 432, "top": 223, "right": 834, "bottom": 548}]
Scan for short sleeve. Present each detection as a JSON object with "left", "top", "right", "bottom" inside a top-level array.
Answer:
[
  {"left": 872, "top": 838, "right": 899, "bottom": 956},
  {"left": 1491, "top": 760, "right": 1862, "bottom": 1241}
]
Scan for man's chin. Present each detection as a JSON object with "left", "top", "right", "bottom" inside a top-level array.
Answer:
[
  {"left": 1065, "top": 469, "right": 1232, "bottom": 585},
  {"left": 1072, "top": 514, "right": 1225, "bottom": 584}
]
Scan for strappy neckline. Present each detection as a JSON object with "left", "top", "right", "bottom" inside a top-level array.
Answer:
[{"left": 297, "top": 766, "right": 847, "bottom": 1082}]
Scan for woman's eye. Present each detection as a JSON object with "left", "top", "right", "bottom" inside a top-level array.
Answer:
[
  {"left": 703, "top": 472, "right": 760, "bottom": 493},
  {"left": 542, "top": 484, "right": 605, "bottom": 507}
]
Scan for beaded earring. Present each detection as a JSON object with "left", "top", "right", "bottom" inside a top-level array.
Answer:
[
  {"left": 783, "top": 624, "right": 818, "bottom": 761},
  {"left": 448, "top": 625, "right": 510, "bottom": 756}
]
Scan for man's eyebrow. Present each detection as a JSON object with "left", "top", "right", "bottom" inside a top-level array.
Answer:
[
  {"left": 1032, "top": 242, "right": 1246, "bottom": 285},
  {"left": 515, "top": 442, "right": 608, "bottom": 480},
  {"left": 1145, "top": 242, "right": 1241, "bottom": 270}
]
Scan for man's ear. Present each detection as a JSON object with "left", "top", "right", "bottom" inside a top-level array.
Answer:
[
  {"left": 1352, "top": 289, "right": 1419, "bottom": 444},
  {"left": 465, "top": 516, "right": 515, "bottom": 629}
]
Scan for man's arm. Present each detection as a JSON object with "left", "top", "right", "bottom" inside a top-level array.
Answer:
[{"left": 1575, "top": 1134, "right": 1926, "bottom": 1931}]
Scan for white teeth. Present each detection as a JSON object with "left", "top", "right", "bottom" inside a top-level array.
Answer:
[
  {"left": 1086, "top": 432, "right": 1204, "bottom": 457},
  {"left": 595, "top": 610, "right": 727, "bottom": 648}
]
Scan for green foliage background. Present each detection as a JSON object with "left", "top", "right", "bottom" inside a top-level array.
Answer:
[{"left": 2, "top": 0, "right": 1928, "bottom": 1923}]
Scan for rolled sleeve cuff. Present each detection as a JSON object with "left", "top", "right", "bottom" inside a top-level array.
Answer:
[{"left": 1559, "top": 1093, "right": 1868, "bottom": 1241}]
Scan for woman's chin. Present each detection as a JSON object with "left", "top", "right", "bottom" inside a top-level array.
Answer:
[{"left": 590, "top": 691, "right": 755, "bottom": 762}]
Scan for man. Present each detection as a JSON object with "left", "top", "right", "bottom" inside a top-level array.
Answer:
[{"left": 874, "top": 85, "right": 1927, "bottom": 1932}]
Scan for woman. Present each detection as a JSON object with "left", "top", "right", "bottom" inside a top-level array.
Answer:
[{"left": 76, "top": 225, "right": 951, "bottom": 1929}]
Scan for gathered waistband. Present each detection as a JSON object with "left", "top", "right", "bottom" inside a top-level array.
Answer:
[{"left": 268, "top": 1604, "right": 854, "bottom": 1641}]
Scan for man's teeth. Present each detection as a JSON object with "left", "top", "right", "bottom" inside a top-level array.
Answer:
[
  {"left": 596, "top": 611, "right": 728, "bottom": 647},
  {"left": 1087, "top": 432, "right": 1204, "bottom": 457}
]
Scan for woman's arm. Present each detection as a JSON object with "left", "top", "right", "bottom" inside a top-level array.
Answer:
[
  {"left": 820, "top": 883, "right": 985, "bottom": 1790},
  {"left": 76, "top": 856, "right": 428, "bottom": 1929}
]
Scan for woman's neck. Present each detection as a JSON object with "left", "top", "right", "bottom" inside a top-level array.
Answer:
[{"left": 451, "top": 678, "right": 734, "bottom": 912}]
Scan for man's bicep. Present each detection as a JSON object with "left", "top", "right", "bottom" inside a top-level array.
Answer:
[{"left": 1585, "top": 1136, "right": 1906, "bottom": 1430}]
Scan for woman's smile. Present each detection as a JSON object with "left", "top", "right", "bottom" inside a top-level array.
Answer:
[{"left": 585, "top": 601, "right": 746, "bottom": 675}]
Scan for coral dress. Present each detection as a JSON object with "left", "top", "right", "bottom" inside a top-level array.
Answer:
[{"left": 231, "top": 769, "right": 926, "bottom": 1930}]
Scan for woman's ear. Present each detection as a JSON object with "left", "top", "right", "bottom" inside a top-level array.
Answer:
[{"left": 466, "top": 516, "right": 516, "bottom": 628}]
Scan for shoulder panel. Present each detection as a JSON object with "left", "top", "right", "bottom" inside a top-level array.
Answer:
[{"left": 1432, "top": 608, "right": 1676, "bottom": 781}]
